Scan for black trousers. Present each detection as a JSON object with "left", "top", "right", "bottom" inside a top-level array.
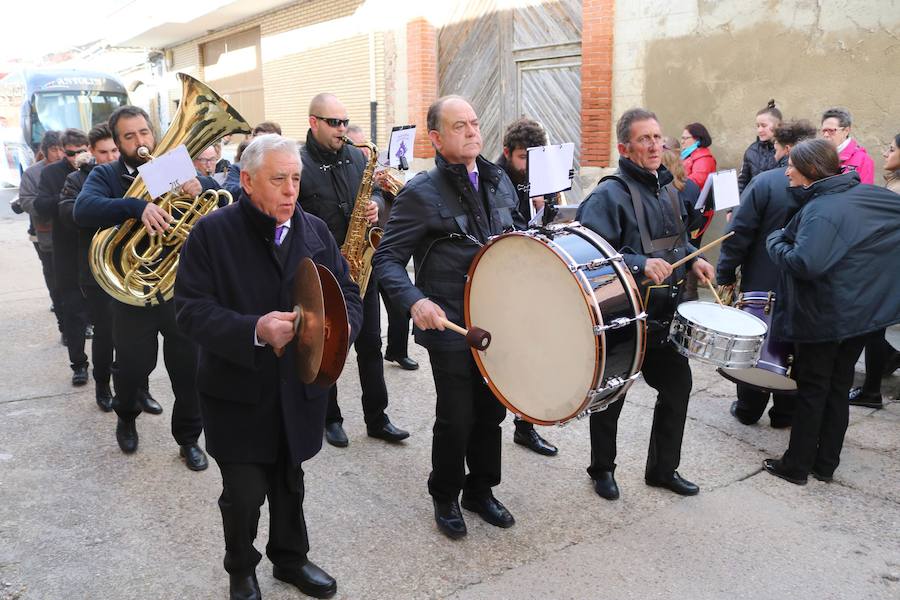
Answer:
[
  {"left": 860, "top": 328, "right": 895, "bottom": 393},
  {"left": 326, "top": 280, "right": 388, "bottom": 427},
  {"left": 216, "top": 444, "right": 308, "bottom": 576},
  {"left": 733, "top": 385, "right": 796, "bottom": 425},
  {"left": 427, "top": 349, "right": 506, "bottom": 501},
  {"left": 588, "top": 343, "right": 692, "bottom": 480},
  {"left": 58, "top": 286, "right": 88, "bottom": 370},
  {"left": 380, "top": 287, "right": 410, "bottom": 359},
  {"left": 83, "top": 285, "right": 114, "bottom": 386},
  {"left": 111, "top": 300, "right": 201, "bottom": 445},
  {"left": 32, "top": 242, "right": 62, "bottom": 332},
  {"left": 780, "top": 335, "right": 867, "bottom": 478}
]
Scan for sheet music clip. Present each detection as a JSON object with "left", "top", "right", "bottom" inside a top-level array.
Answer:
[
  {"left": 398, "top": 155, "right": 409, "bottom": 171},
  {"left": 541, "top": 196, "right": 559, "bottom": 228}
]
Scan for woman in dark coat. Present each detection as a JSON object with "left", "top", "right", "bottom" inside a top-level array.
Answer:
[
  {"left": 738, "top": 99, "right": 782, "bottom": 193},
  {"left": 763, "top": 139, "right": 900, "bottom": 485}
]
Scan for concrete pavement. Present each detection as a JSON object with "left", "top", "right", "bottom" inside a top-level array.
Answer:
[{"left": 0, "top": 210, "right": 897, "bottom": 600}]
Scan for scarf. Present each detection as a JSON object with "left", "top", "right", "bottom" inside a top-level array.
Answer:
[{"left": 680, "top": 141, "right": 700, "bottom": 160}]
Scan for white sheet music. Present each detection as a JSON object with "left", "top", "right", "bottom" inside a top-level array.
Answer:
[
  {"left": 137, "top": 144, "right": 196, "bottom": 200},
  {"left": 694, "top": 169, "right": 740, "bottom": 211},
  {"left": 386, "top": 126, "right": 416, "bottom": 168},
  {"left": 527, "top": 143, "right": 575, "bottom": 197}
]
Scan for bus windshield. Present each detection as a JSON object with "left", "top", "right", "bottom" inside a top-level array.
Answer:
[{"left": 31, "top": 91, "right": 128, "bottom": 146}]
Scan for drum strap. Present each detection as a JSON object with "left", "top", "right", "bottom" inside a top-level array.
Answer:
[
  {"left": 600, "top": 175, "right": 683, "bottom": 254},
  {"left": 427, "top": 167, "right": 473, "bottom": 238}
]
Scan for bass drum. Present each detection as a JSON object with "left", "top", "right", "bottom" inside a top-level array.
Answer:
[{"left": 465, "top": 226, "right": 646, "bottom": 425}]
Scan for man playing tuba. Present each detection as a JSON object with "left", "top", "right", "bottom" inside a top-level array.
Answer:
[{"left": 74, "top": 106, "right": 217, "bottom": 469}]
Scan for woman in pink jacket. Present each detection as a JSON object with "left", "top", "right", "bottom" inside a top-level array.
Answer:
[
  {"left": 680, "top": 122, "right": 717, "bottom": 189},
  {"left": 820, "top": 107, "right": 875, "bottom": 184}
]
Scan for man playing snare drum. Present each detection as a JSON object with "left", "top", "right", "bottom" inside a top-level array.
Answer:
[{"left": 576, "top": 108, "right": 715, "bottom": 501}]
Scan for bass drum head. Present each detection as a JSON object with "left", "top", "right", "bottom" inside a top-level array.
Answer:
[{"left": 466, "top": 233, "right": 598, "bottom": 424}]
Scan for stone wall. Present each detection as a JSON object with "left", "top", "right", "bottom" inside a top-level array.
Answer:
[{"left": 611, "top": 0, "right": 899, "bottom": 178}]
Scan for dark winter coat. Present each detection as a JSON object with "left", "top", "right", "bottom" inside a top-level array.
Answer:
[
  {"left": 298, "top": 130, "right": 383, "bottom": 246},
  {"left": 766, "top": 171, "right": 900, "bottom": 342},
  {"left": 372, "top": 153, "right": 525, "bottom": 352},
  {"left": 58, "top": 163, "right": 96, "bottom": 288},
  {"left": 174, "top": 195, "right": 363, "bottom": 465},
  {"left": 717, "top": 157, "right": 798, "bottom": 291},
  {"left": 34, "top": 158, "right": 78, "bottom": 290},
  {"left": 738, "top": 138, "right": 777, "bottom": 193}
]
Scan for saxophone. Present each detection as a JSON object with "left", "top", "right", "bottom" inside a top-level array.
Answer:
[{"left": 340, "top": 136, "right": 382, "bottom": 297}]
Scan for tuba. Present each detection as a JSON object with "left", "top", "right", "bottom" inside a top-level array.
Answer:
[{"left": 89, "top": 73, "right": 251, "bottom": 306}]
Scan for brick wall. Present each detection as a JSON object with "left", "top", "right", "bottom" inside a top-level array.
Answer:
[
  {"left": 405, "top": 18, "right": 437, "bottom": 159},
  {"left": 581, "top": 0, "right": 615, "bottom": 167}
]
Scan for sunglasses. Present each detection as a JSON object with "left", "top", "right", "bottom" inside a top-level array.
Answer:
[
  {"left": 65, "top": 148, "right": 88, "bottom": 157},
  {"left": 313, "top": 115, "right": 350, "bottom": 128}
]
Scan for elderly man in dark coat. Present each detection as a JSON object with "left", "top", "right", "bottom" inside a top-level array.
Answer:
[{"left": 175, "top": 134, "right": 363, "bottom": 600}]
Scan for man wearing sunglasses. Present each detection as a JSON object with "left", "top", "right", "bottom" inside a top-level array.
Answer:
[
  {"left": 299, "top": 93, "right": 409, "bottom": 449},
  {"left": 34, "top": 128, "right": 92, "bottom": 387}
]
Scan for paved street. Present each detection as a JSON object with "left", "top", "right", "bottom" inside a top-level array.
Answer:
[{"left": 0, "top": 208, "right": 898, "bottom": 600}]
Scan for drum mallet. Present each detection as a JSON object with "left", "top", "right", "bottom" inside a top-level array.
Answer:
[
  {"left": 640, "top": 231, "right": 735, "bottom": 285},
  {"left": 439, "top": 318, "right": 492, "bottom": 350}
]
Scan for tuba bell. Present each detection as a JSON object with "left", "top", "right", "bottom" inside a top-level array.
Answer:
[{"left": 89, "top": 73, "right": 251, "bottom": 306}]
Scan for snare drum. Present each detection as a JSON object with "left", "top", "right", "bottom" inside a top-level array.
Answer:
[
  {"left": 465, "top": 226, "right": 646, "bottom": 425},
  {"left": 717, "top": 291, "right": 797, "bottom": 393},
  {"left": 669, "top": 301, "right": 767, "bottom": 368}
]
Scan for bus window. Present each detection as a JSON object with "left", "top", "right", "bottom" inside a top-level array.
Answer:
[{"left": 31, "top": 91, "right": 127, "bottom": 145}]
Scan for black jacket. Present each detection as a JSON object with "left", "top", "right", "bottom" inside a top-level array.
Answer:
[
  {"left": 766, "top": 172, "right": 900, "bottom": 343},
  {"left": 175, "top": 196, "right": 363, "bottom": 465},
  {"left": 495, "top": 153, "right": 559, "bottom": 222},
  {"left": 298, "top": 130, "right": 382, "bottom": 246},
  {"left": 58, "top": 163, "right": 97, "bottom": 288},
  {"left": 34, "top": 158, "right": 78, "bottom": 290},
  {"left": 717, "top": 157, "right": 798, "bottom": 291},
  {"left": 372, "top": 153, "right": 525, "bottom": 351},
  {"left": 738, "top": 138, "right": 777, "bottom": 194}
]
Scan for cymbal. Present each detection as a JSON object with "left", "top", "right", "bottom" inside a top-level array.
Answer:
[
  {"left": 291, "top": 257, "right": 325, "bottom": 384},
  {"left": 312, "top": 264, "right": 350, "bottom": 387}
]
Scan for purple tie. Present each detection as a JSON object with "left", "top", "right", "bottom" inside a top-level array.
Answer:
[
  {"left": 468, "top": 170, "right": 479, "bottom": 192},
  {"left": 274, "top": 225, "right": 285, "bottom": 246}
]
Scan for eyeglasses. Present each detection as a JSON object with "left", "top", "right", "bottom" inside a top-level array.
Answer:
[
  {"left": 65, "top": 148, "right": 88, "bottom": 157},
  {"left": 630, "top": 134, "right": 663, "bottom": 148},
  {"left": 820, "top": 127, "right": 845, "bottom": 135},
  {"left": 196, "top": 157, "right": 217, "bottom": 164},
  {"left": 313, "top": 115, "right": 350, "bottom": 128}
]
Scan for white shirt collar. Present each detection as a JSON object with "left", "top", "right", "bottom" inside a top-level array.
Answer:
[{"left": 837, "top": 138, "right": 851, "bottom": 153}]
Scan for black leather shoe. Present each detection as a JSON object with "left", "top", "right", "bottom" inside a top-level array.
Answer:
[
  {"left": 95, "top": 382, "right": 114, "bottom": 412},
  {"left": 229, "top": 572, "right": 260, "bottom": 600},
  {"left": 136, "top": 388, "right": 163, "bottom": 415},
  {"left": 513, "top": 427, "right": 558, "bottom": 456},
  {"left": 180, "top": 443, "right": 209, "bottom": 471},
  {"left": 730, "top": 401, "right": 758, "bottom": 425},
  {"left": 592, "top": 471, "right": 620, "bottom": 500},
  {"left": 115, "top": 417, "right": 138, "bottom": 454},
  {"left": 810, "top": 468, "right": 833, "bottom": 483},
  {"left": 461, "top": 495, "right": 515, "bottom": 528},
  {"left": 848, "top": 387, "right": 883, "bottom": 409},
  {"left": 763, "top": 458, "right": 807, "bottom": 485},
  {"left": 769, "top": 416, "right": 793, "bottom": 429},
  {"left": 72, "top": 364, "right": 89, "bottom": 386},
  {"left": 646, "top": 471, "right": 700, "bottom": 496},
  {"left": 385, "top": 354, "right": 419, "bottom": 370},
  {"left": 433, "top": 498, "right": 467, "bottom": 539},
  {"left": 273, "top": 561, "right": 337, "bottom": 599},
  {"left": 325, "top": 422, "right": 349, "bottom": 447},
  {"left": 367, "top": 419, "right": 410, "bottom": 442}
]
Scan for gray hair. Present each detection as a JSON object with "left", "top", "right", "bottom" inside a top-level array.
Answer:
[
  {"left": 346, "top": 124, "right": 364, "bottom": 136},
  {"left": 821, "top": 107, "right": 852, "bottom": 128},
  {"left": 616, "top": 108, "right": 657, "bottom": 145},
  {"left": 427, "top": 95, "right": 467, "bottom": 132},
  {"left": 241, "top": 134, "right": 301, "bottom": 176}
]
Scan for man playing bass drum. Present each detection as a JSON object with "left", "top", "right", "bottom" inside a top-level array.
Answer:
[{"left": 576, "top": 108, "right": 715, "bottom": 501}]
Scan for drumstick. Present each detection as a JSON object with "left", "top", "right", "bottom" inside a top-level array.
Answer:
[
  {"left": 706, "top": 279, "right": 725, "bottom": 306},
  {"left": 439, "top": 317, "right": 492, "bottom": 350},
  {"left": 640, "top": 231, "right": 735, "bottom": 285}
]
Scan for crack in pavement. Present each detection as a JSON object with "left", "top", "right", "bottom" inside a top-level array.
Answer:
[{"left": 0, "top": 390, "right": 82, "bottom": 407}]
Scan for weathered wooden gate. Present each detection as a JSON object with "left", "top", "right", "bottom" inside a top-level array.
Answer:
[{"left": 438, "top": 0, "right": 584, "bottom": 200}]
